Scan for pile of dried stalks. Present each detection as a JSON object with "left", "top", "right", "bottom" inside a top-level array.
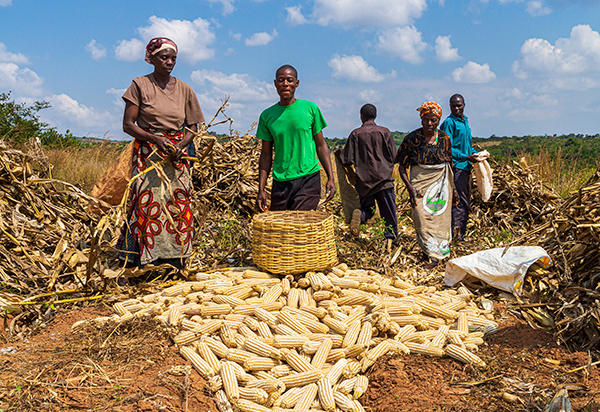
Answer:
[{"left": 0, "top": 141, "right": 103, "bottom": 326}]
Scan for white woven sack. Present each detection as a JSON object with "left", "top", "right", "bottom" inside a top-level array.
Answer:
[{"left": 473, "top": 159, "right": 493, "bottom": 202}]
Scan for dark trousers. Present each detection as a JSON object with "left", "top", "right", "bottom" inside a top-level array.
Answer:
[
  {"left": 271, "top": 171, "right": 321, "bottom": 211},
  {"left": 452, "top": 167, "right": 471, "bottom": 238},
  {"left": 360, "top": 187, "right": 398, "bottom": 239}
]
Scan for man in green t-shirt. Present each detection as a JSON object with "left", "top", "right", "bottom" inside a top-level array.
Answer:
[{"left": 256, "top": 64, "right": 336, "bottom": 211}]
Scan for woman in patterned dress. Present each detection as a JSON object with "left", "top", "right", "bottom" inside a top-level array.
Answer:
[
  {"left": 396, "top": 102, "right": 457, "bottom": 268},
  {"left": 119, "top": 37, "right": 204, "bottom": 268}
]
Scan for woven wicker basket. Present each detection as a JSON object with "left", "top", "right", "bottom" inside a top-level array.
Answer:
[{"left": 252, "top": 211, "right": 337, "bottom": 275}]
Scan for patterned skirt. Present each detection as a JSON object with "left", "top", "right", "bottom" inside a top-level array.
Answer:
[{"left": 118, "top": 130, "right": 193, "bottom": 266}]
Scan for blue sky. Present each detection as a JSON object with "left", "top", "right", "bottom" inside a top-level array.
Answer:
[{"left": 1, "top": 0, "right": 599, "bottom": 139}]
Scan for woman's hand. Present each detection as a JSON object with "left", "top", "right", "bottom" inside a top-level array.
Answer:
[
  {"left": 256, "top": 189, "right": 268, "bottom": 212},
  {"left": 466, "top": 154, "right": 479, "bottom": 163},
  {"left": 453, "top": 190, "right": 460, "bottom": 207},
  {"left": 152, "top": 135, "right": 175, "bottom": 155}
]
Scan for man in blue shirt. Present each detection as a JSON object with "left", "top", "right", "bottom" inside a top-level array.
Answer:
[{"left": 440, "top": 94, "right": 479, "bottom": 241}]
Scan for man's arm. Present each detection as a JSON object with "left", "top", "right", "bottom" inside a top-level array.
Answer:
[
  {"left": 314, "top": 131, "right": 336, "bottom": 202},
  {"left": 257, "top": 140, "right": 273, "bottom": 212}
]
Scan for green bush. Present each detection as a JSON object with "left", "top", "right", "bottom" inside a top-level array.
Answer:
[{"left": 0, "top": 92, "right": 80, "bottom": 148}]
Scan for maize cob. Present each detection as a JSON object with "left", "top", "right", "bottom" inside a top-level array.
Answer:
[
  {"left": 335, "top": 377, "right": 357, "bottom": 395},
  {"left": 235, "top": 305, "right": 260, "bottom": 315},
  {"left": 282, "top": 348, "right": 315, "bottom": 373},
  {"left": 356, "top": 321, "right": 374, "bottom": 347},
  {"left": 281, "top": 277, "right": 291, "bottom": 295},
  {"left": 277, "top": 387, "right": 304, "bottom": 408},
  {"left": 317, "top": 376, "right": 336, "bottom": 411},
  {"left": 301, "top": 306, "right": 328, "bottom": 319},
  {"left": 220, "top": 361, "right": 239, "bottom": 402},
  {"left": 208, "top": 374, "right": 223, "bottom": 391},
  {"left": 457, "top": 312, "right": 469, "bottom": 336},
  {"left": 334, "top": 391, "right": 355, "bottom": 412},
  {"left": 271, "top": 364, "right": 293, "bottom": 378},
  {"left": 352, "top": 398, "right": 366, "bottom": 412},
  {"left": 342, "top": 320, "right": 361, "bottom": 348},
  {"left": 257, "top": 321, "right": 274, "bottom": 340},
  {"left": 302, "top": 340, "right": 322, "bottom": 355},
  {"left": 244, "top": 316, "right": 261, "bottom": 331},
  {"left": 297, "top": 315, "right": 330, "bottom": 334},
  {"left": 277, "top": 311, "right": 311, "bottom": 335},
  {"left": 311, "top": 338, "right": 333, "bottom": 369},
  {"left": 227, "top": 348, "right": 254, "bottom": 364},
  {"left": 325, "top": 348, "right": 346, "bottom": 363},
  {"left": 203, "top": 336, "right": 230, "bottom": 358},
  {"left": 236, "top": 398, "right": 271, "bottom": 412},
  {"left": 275, "top": 324, "right": 298, "bottom": 336},
  {"left": 307, "top": 272, "right": 324, "bottom": 291},
  {"left": 244, "top": 337, "right": 282, "bottom": 359},
  {"left": 280, "top": 370, "right": 323, "bottom": 388},
  {"left": 430, "top": 325, "right": 450, "bottom": 348},
  {"left": 343, "top": 360, "right": 362, "bottom": 378},
  {"left": 462, "top": 336, "right": 484, "bottom": 346},
  {"left": 295, "top": 383, "right": 318, "bottom": 410},
  {"left": 442, "top": 300, "right": 467, "bottom": 311},
  {"left": 197, "top": 342, "right": 221, "bottom": 373},
  {"left": 445, "top": 343, "right": 486, "bottom": 367},
  {"left": 283, "top": 306, "right": 320, "bottom": 322},
  {"left": 313, "top": 290, "right": 333, "bottom": 301},
  {"left": 247, "top": 378, "right": 286, "bottom": 393},
  {"left": 344, "top": 344, "right": 366, "bottom": 359},
  {"left": 404, "top": 342, "right": 444, "bottom": 357},
  {"left": 361, "top": 340, "right": 392, "bottom": 372},
  {"left": 215, "top": 389, "right": 234, "bottom": 412},
  {"left": 297, "top": 278, "right": 310, "bottom": 288},
  {"left": 415, "top": 300, "right": 457, "bottom": 320},
  {"left": 220, "top": 323, "right": 238, "bottom": 348},
  {"left": 309, "top": 334, "right": 344, "bottom": 347},
  {"left": 273, "top": 335, "right": 309, "bottom": 349},
  {"left": 263, "top": 284, "right": 283, "bottom": 304},
  {"left": 388, "top": 340, "right": 410, "bottom": 355},
  {"left": 163, "top": 283, "right": 187, "bottom": 297},
  {"left": 322, "top": 316, "right": 347, "bottom": 334},
  {"left": 244, "top": 356, "right": 280, "bottom": 371},
  {"left": 352, "top": 375, "right": 368, "bottom": 399},
  {"left": 239, "top": 386, "right": 269, "bottom": 405},
  {"left": 180, "top": 346, "right": 214, "bottom": 379},
  {"left": 379, "top": 285, "right": 407, "bottom": 298},
  {"left": 287, "top": 288, "right": 300, "bottom": 308},
  {"left": 243, "top": 269, "right": 273, "bottom": 279},
  {"left": 254, "top": 308, "right": 278, "bottom": 328},
  {"left": 239, "top": 324, "right": 259, "bottom": 339},
  {"left": 326, "top": 358, "right": 347, "bottom": 385},
  {"left": 393, "top": 324, "right": 417, "bottom": 342},
  {"left": 447, "top": 330, "right": 465, "bottom": 347},
  {"left": 214, "top": 295, "right": 245, "bottom": 306}
]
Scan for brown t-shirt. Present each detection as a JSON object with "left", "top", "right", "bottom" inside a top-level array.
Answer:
[
  {"left": 122, "top": 75, "right": 204, "bottom": 132},
  {"left": 396, "top": 128, "right": 452, "bottom": 168},
  {"left": 338, "top": 119, "right": 397, "bottom": 198}
]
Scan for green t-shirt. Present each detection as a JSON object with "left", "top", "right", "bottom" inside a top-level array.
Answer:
[{"left": 257, "top": 99, "right": 327, "bottom": 182}]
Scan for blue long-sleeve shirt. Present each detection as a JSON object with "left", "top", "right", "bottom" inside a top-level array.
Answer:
[{"left": 440, "top": 114, "right": 477, "bottom": 171}]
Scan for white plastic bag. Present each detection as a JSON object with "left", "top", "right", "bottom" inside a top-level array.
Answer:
[
  {"left": 473, "top": 159, "right": 493, "bottom": 202},
  {"left": 444, "top": 246, "right": 551, "bottom": 295}
]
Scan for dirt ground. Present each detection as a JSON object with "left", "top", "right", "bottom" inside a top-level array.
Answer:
[{"left": 0, "top": 304, "right": 598, "bottom": 411}]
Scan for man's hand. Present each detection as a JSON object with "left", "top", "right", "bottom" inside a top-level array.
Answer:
[
  {"left": 408, "top": 186, "right": 421, "bottom": 207},
  {"left": 256, "top": 189, "right": 268, "bottom": 212},
  {"left": 466, "top": 154, "right": 479, "bottom": 163},
  {"left": 324, "top": 178, "right": 336, "bottom": 202}
]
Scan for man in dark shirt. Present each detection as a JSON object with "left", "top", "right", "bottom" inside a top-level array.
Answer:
[{"left": 336, "top": 104, "right": 398, "bottom": 239}]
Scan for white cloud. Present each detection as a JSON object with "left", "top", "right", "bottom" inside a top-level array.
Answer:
[
  {"left": 377, "top": 26, "right": 426, "bottom": 64},
  {"left": 208, "top": 0, "right": 235, "bottom": 14},
  {"left": 85, "top": 39, "right": 106, "bottom": 60},
  {"left": 190, "top": 69, "right": 272, "bottom": 102},
  {"left": 0, "top": 0, "right": 12, "bottom": 6},
  {"left": 452, "top": 61, "right": 496, "bottom": 83},
  {"left": 313, "top": 0, "right": 427, "bottom": 27},
  {"left": 328, "top": 54, "right": 389, "bottom": 82},
  {"left": 114, "top": 38, "right": 145, "bottom": 62},
  {"left": 0, "top": 63, "right": 43, "bottom": 95},
  {"left": 359, "top": 89, "right": 379, "bottom": 102},
  {"left": 526, "top": 0, "right": 551, "bottom": 16},
  {"left": 47, "top": 94, "right": 112, "bottom": 129},
  {"left": 245, "top": 30, "right": 277, "bottom": 46},
  {"left": 286, "top": 5, "right": 308, "bottom": 25},
  {"left": 512, "top": 24, "right": 600, "bottom": 89},
  {"left": 435, "top": 35, "right": 460, "bottom": 62},
  {"left": 0, "top": 42, "right": 28, "bottom": 64},
  {"left": 115, "top": 16, "right": 216, "bottom": 63},
  {"left": 106, "top": 88, "right": 126, "bottom": 108}
]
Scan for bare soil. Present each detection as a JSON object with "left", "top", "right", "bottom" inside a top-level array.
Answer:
[{"left": 0, "top": 304, "right": 598, "bottom": 411}]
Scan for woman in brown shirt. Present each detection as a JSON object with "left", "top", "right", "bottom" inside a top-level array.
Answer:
[
  {"left": 396, "top": 102, "right": 457, "bottom": 268},
  {"left": 119, "top": 37, "right": 204, "bottom": 268}
]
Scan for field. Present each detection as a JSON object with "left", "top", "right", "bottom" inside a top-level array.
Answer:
[{"left": 1, "top": 132, "right": 599, "bottom": 411}]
